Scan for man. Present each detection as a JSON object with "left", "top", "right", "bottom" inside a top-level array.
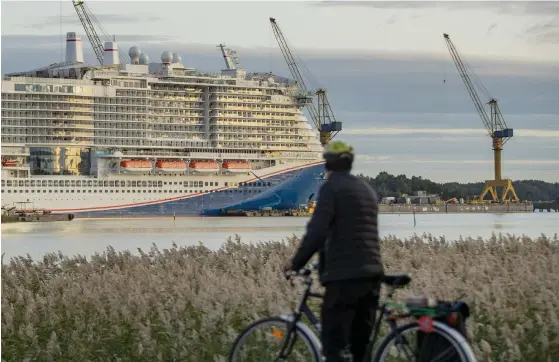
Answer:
[{"left": 284, "top": 141, "right": 384, "bottom": 362}]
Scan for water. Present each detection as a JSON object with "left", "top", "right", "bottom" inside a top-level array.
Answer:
[{"left": 1, "top": 213, "right": 557, "bottom": 262}]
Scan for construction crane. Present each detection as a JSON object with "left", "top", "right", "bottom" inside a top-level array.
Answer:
[
  {"left": 443, "top": 33, "right": 519, "bottom": 203},
  {"left": 72, "top": 0, "right": 127, "bottom": 65},
  {"left": 269, "top": 17, "right": 341, "bottom": 146}
]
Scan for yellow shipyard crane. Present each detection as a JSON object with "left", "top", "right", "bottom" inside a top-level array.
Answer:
[
  {"left": 269, "top": 18, "right": 342, "bottom": 146},
  {"left": 443, "top": 33, "right": 519, "bottom": 203}
]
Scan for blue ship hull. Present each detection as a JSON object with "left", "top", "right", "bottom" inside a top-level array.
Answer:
[{"left": 71, "top": 163, "right": 326, "bottom": 217}]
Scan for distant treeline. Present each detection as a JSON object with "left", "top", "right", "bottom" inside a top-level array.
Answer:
[{"left": 356, "top": 172, "right": 559, "bottom": 202}]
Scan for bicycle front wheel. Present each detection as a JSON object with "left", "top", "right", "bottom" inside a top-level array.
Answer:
[
  {"left": 372, "top": 321, "right": 476, "bottom": 362},
  {"left": 228, "top": 316, "right": 321, "bottom": 362}
]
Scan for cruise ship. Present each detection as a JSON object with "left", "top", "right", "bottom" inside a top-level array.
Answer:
[{"left": 0, "top": 32, "right": 326, "bottom": 217}]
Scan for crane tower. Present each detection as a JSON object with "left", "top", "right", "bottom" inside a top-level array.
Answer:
[{"left": 443, "top": 33, "right": 519, "bottom": 203}]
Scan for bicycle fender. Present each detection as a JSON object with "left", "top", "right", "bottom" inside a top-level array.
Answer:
[
  {"left": 433, "top": 321, "right": 477, "bottom": 362},
  {"left": 279, "top": 314, "right": 322, "bottom": 353}
]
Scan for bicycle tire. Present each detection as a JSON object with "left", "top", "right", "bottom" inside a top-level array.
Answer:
[
  {"left": 228, "top": 316, "right": 321, "bottom": 362},
  {"left": 372, "top": 321, "right": 477, "bottom": 362}
]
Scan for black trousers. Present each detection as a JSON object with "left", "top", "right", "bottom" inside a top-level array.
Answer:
[{"left": 321, "top": 277, "right": 381, "bottom": 362}]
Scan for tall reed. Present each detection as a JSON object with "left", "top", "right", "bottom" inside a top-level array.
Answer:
[{"left": 2, "top": 233, "right": 558, "bottom": 362}]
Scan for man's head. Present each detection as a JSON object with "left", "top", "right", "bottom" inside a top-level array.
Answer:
[{"left": 323, "top": 141, "right": 354, "bottom": 173}]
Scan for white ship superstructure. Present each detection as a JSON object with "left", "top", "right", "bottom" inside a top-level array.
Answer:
[{"left": 0, "top": 33, "right": 326, "bottom": 216}]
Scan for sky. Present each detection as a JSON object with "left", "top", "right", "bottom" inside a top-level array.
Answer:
[{"left": 1, "top": 1, "right": 558, "bottom": 183}]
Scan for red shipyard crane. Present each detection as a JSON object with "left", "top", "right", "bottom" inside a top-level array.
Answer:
[
  {"left": 269, "top": 18, "right": 342, "bottom": 146},
  {"left": 443, "top": 33, "right": 519, "bottom": 203}
]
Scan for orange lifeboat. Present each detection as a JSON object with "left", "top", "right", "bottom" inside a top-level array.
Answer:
[
  {"left": 120, "top": 160, "right": 152, "bottom": 173},
  {"left": 189, "top": 161, "right": 219, "bottom": 173},
  {"left": 222, "top": 161, "right": 251, "bottom": 173},
  {"left": 155, "top": 160, "right": 187, "bottom": 173},
  {"left": 1, "top": 158, "right": 18, "bottom": 167}
]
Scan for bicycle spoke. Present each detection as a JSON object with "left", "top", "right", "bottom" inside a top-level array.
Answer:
[{"left": 232, "top": 321, "right": 317, "bottom": 362}]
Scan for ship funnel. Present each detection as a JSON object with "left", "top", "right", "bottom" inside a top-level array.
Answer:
[
  {"left": 103, "top": 41, "right": 119, "bottom": 65},
  {"left": 65, "top": 32, "right": 84, "bottom": 63}
]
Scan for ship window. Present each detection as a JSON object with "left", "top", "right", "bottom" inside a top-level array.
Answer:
[
  {"left": 7, "top": 190, "right": 11, "bottom": 193},
  {"left": 31, "top": 190, "right": 34, "bottom": 193},
  {"left": 66, "top": 190, "right": 69, "bottom": 193},
  {"left": 178, "top": 182, "right": 182, "bottom": 185},
  {"left": 158, "top": 181, "right": 162, "bottom": 187},
  {"left": 54, "top": 190, "right": 58, "bottom": 193},
  {"left": 42, "top": 181, "right": 47, "bottom": 187},
  {"left": 215, "top": 182, "right": 219, "bottom": 187},
  {"left": 143, "top": 190, "right": 146, "bottom": 193},
  {"left": 205, "top": 182, "right": 208, "bottom": 186},
  {"left": 93, "top": 181, "right": 98, "bottom": 187},
  {"left": 71, "top": 181, "right": 76, "bottom": 186},
  {"left": 88, "top": 190, "right": 91, "bottom": 193},
  {"left": 131, "top": 181, "right": 137, "bottom": 187},
  {"left": 88, "top": 181, "right": 92, "bottom": 187},
  {"left": 104, "top": 181, "right": 108, "bottom": 187},
  {"left": 0, "top": 180, "right": 4, "bottom": 186},
  {"left": 110, "top": 190, "right": 114, "bottom": 193},
  {"left": 30, "top": 181, "right": 36, "bottom": 186},
  {"left": 174, "top": 182, "right": 177, "bottom": 185},
  {"left": 120, "top": 181, "right": 125, "bottom": 187},
  {"left": 105, "top": 190, "right": 108, "bottom": 193},
  {"left": 49, "top": 190, "right": 52, "bottom": 193},
  {"left": 6, "top": 181, "right": 12, "bottom": 186},
  {"left": 116, "top": 190, "right": 119, "bottom": 193},
  {"left": 25, "top": 180, "right": 30, "bottom": 187},
  {"left": 109, "top": 181, "right": 115, "bottom": 187},
  {"left": 65, "top": 181, "right": 70, "bottom": 187},
  {"left": 76, "top": 181, "right": 81, "bottom": 187},
  {"left": 164, "top": 182, "right": 167, "bottom": 185},
  {"left": 148, "top": 181, "right": 152, "bottom": 187}
]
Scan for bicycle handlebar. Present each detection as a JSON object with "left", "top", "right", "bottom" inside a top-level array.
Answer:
[{"left": 286, "top": 261, "right": 319, "bottom": 279}]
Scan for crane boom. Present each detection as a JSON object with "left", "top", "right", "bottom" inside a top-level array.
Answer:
[
  {"left": 269, "top": 18, "right": 319, "bottom": 127},
  {"left": 72, "top": 0, "right": 127, "bottom": 66},
  {"left": 73, "top": 0, "right": 104, "bottom": 64},
  {"left": 269, "top": 17, "right": 341, "bottom": 145}
]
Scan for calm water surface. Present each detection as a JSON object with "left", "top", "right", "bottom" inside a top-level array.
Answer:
[{"left": 1, "top": 213, "right": 557, "bottom": 261}]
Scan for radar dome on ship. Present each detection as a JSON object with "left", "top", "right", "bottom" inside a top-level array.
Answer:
[
  {"left": 161, "top": 51, "right": 173, "bottom": 64},
  {"left": 129, "top": 46, "right": 141, "bottom": 59},
  {"left": 139, "top": 53, "right": 149, "bottom": 64},
  {"left": 172, "top": 53, "right": 182, "bottom": 63}
]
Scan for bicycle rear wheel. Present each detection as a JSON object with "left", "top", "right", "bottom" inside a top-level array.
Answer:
[
  {"left": 228, "top": 316, "right": 321, "bottom": 362},
  {"left": 372, "top": 321, "right": 476, "bottom": 362}
]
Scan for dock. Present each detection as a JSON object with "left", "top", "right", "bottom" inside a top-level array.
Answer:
[
  {"left": 1, "top": 206, "right": 75, "bottom": 223},
  {"left": 533, "top": 200, "right": 559, "bottom": 212},
  {"left": 378, "top": 202, "right": 534, "bottom": 214}
]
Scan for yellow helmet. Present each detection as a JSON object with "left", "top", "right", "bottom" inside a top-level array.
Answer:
[{"left": 323, "top": 141, "right": 354, "bottom": 160}]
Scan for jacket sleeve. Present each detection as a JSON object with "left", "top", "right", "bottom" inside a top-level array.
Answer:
[{"left": 289, "top": 181, "right": 335, "bottom": 271}]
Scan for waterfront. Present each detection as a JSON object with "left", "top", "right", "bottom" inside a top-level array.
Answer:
[{"left": 1, "top": 213, "right": 557, "bottom": 262}]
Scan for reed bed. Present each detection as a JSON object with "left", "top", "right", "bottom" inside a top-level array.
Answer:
[{"left": 2, "top": 233, "right": 558, "bottom": 362}]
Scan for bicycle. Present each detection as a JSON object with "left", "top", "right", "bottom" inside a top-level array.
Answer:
[{"left": 228, "top": 261, "right": 477, "bottom": 362}]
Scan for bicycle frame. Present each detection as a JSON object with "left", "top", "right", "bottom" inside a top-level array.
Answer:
[{"left": 277, "top": 274, "right": 408, "bottom": 362}]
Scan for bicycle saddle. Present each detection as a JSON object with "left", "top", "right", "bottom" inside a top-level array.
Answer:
[{"left": 382, "top": 274, "right": 412, "bottom": 287}]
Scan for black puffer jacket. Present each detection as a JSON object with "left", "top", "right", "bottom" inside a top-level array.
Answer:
[{"left": 289, "top": 171, "right": 384, "bottom": 284}]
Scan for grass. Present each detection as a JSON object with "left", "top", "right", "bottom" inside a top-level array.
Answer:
[{"left": 2, "top": 233, "right": 558, "bottom": 362}]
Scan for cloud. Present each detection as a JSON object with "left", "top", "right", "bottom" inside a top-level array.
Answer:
[
  {"left": 523, "top": 18, "right": 559, "bottom": 44},
  {"left": 23, "top": 13, "right": 161, "bottom": 30},
  {"left": 355, "top": 155, "right": 559, "bottom": 165},
  {"left": 343, "top": 128, "right": 559, "bottom": 139},
  {"left": 487, "top": 23, "right": 498, "bottom": 36},
  {"left": 316, "top": 1, "right": 559, "bottom": 16}
]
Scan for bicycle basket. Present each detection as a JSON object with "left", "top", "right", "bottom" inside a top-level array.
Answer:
[{"left": 415, "top": 300, "right": 470, "bottom": 359}]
